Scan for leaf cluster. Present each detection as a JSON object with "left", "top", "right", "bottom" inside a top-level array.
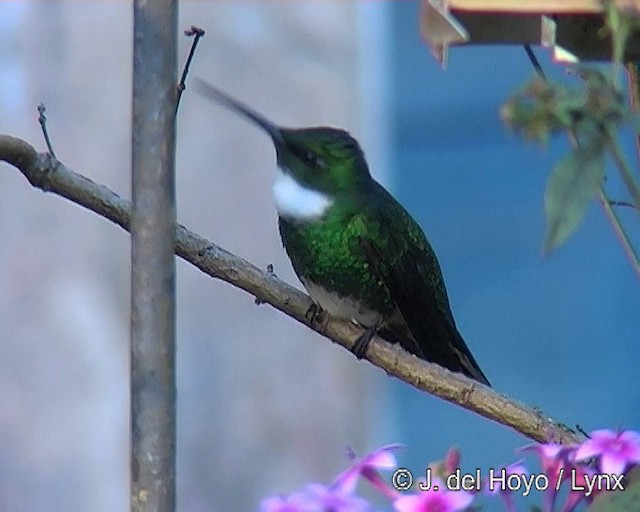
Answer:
[
  {"left": 501, "top": 2, "right": 640, "bottom": 258},
  {"left": 502, "top": 69, "right": 632, "bottom": 252},
  {"left": 501, "top": 70, "right": 627, "bottom": 147}
]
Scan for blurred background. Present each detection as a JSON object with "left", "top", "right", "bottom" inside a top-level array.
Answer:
[{"left": 0, "top": 2, "right": 638, "bottom": 511}]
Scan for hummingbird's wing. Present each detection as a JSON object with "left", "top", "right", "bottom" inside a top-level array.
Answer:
[{"left": 359, "top": 185, "right": 490, "bottom": 386}]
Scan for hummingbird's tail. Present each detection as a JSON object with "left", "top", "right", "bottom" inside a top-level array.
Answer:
[
  {"left": 379, "top": 325, "right": 491, "bottom": 387},
  {"left": 446, "top": 329, "right": 491, "bottom": 386}
]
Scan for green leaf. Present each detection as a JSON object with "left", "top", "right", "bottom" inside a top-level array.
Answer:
[
  {"left": 543, "top": 144, "right": 605, "bottom": 253},
  {"left": 587, "top": 466, "right": 640, "bottom": 512}
]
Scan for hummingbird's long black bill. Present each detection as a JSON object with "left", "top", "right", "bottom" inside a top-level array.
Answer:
[{"left": 193, "top": 77, "right": 285, "bottom": 145}]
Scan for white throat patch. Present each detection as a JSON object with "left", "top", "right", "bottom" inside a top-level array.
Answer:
[{"left": 272, "top": 169, "right": 334, "bottom": 221}]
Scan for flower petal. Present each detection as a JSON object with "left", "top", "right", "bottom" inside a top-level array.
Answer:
[
  {"left": 445, "top": 490, "right": 474, "bottom": 508},
  {"left": 599, "top": 452, "right": 627, "bottom": 476},
  {"left": 260, "top": 494, "right": 308, "bottom": 512},
  {"left": 331, "top": 468, "right": 359, "bottom": 495},
  {"left": 333, "top": 444, "right": 403, "bottom": 494},
  {"left": 506, "top": 460, "right": 529, "bottom": 477},
  {"left": 541, "top": 443, "right": 567, "bottom": 459},
  {"left": 364, "top": 445, "right": 402, "bottom": 470},
  {"left": 620, "top": 431, "right": 640, "bottom": 460},
  {"left": 575, "top": 440, "right": 601, "bottom": 461},
  {"left": 590, "top": 429, "right": 617, "bottom": 442},
  {"left": 393, "top": 494, "right": 422, "bottom": 512}
]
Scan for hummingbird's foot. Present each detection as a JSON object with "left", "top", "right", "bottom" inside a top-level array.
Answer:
[
  {"left": 255, "top": 265, "right": 279, "bottom": 305},
  {"left": 265, "top": 263, "right": 278, "bottom": 279},
  {"left": 352, "top": 320, "right": 383, "bottom": 359},
  {"left": 305, "top": 303, "right": 328, "bottom": 329}
]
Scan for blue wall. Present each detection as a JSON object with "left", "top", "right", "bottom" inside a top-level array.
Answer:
[{"left": 387, "top": 2, "right": 639, "bottom": 508}]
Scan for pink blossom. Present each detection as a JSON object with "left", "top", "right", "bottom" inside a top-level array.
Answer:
[
  {"left": 261, "top": 445, "right": 401, "bottom": 512},
  {"left": 575, "top": 429, "right": 640, "bottom": 475},
  {"left": 393, "top": 478, "right": 473, "bottom": 512},
  {"left": 561, "top": 465, "right": 597, "bottom": 512},
  {"left": 484, "top": 460, "right": 529, "bottom": 495},
  {"left": 521, "top": 443, "right": 573, "bottom": 478},
  {"left": 520, "top": 443, "right": 574, "bottom": 511},
  {"left": 333, "top": 444, "right": 403, "bottom": 498},
  {"left": 483, "top": 461, "right": 528, "bottom": 512},
  {"left": 444, "top": 447, "right": 461, "bottom": 475},
  {"left": 260, "top": 493, "right": 308, "bottom": 512},
  {"left": 260, "top": 483, "right": 370, "bottom": 512}
]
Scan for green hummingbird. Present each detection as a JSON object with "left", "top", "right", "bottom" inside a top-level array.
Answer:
[{"left": 195, "top": 78, "right": 490, "bottom": 386}]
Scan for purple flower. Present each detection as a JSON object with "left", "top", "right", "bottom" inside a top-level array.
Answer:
[
  {"left": 333, "top": 444, "right": 403, "bottom": 498},
  {"left": 260, "top": 493, "right": 307, "bottom": 512},
  {"left": 484, "top": 460, "right": 529, "bottom": 495},
  {"left": 520, "top": 443, "right": 574, "bottom": 511},
  {"left": 260, "top": 483, "right": 370, "bottom": 512},
  {"left": 561, "top": 465, "right": 597, "bottom": 512},
  {"left": 393, "top": 478, "right": 473, "bottom": 512},
  {"left": 575, "top": 429, "right": 640, "bottom": 475},
  {"left": 483, "top": 461, "right": 528, "bottom": 512},
  {"left": 520, "top": 443, "right": 572, "bottom": 477},
  {"left": 261, "top": 445, "right": 402, "bottom": 512},
  {"left": 304, "top": 483, "right": 371, "bottom": 512},
  {"left": 444, "top": 447, "right": 461, "bottom": 475}
]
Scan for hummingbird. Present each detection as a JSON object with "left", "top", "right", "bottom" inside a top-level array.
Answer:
[{"left": 194, "top": 78, "right": 490, "bottom": 386}]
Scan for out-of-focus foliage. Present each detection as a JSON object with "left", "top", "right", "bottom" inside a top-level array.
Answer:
[
  {"left": 501, "top": 69, "right": 628, "bottom": 253},
  {"left": 589, "top": 466, "right": 640, "bottom": 512},
  {"left": 543, "top": 140, "right": 605, "bottom": 252},
  {"left": 501, "top": 1, "right": 640, "bottom": 255},
  {"left": 501, "top": 71, "right": 626, "bottom": 147}
]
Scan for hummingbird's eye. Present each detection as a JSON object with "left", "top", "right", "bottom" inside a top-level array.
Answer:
[{"left": 303, "top": 150, "right": 326, "bottom": 169}]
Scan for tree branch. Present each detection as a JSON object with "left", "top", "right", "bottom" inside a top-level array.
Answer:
[{"left": 0, "top": 133, "right": 579, "bottom": 445}]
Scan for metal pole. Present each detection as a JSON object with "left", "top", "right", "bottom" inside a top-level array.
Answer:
[{"left": 130, "top": 1, "right": 178, "bottom": 511}]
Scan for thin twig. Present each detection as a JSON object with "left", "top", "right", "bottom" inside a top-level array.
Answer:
[
  {"left": 176, "top": 26, "right": 205, "bottom": 112},
  {"left": 37, "top": 103, "right": 57, "bottom": 159},
  {"left": 625, "top": 63, "right": 640, "bottom": 175},
  {"left": 598, "top": 188, "right": 640, "bottom": 279},
  {"left": 523, "top": 45, "right": 547, "bottom": 82},
  {"left": 572, "top": 130, "right": 640, "bottom": 277},
  {"left": 609, "top": 199, "right": 638, "bottom": 210},
  {"left": 0, "top": 133, "right": 580, "bottom": 446},
  {"left": 567, "top": 129, "right": 640, "bottom": 277},
  {"left": 576, "top": 424, "right": 591, "bottom": 439},
  {"left": 607, "top": 134, "right": 640, "bottom": 209}
]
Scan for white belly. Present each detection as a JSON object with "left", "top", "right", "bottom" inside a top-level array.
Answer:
[{"left": 301, "top": 278, "right": 382, "bottom": 327}]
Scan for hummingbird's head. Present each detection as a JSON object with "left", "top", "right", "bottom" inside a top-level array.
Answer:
[
  {"left": 194, "top": 78, "right": 372, "bottom": 196},
  {"left": 274, "top": 127, "right": 370, "bottom": 195}
]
